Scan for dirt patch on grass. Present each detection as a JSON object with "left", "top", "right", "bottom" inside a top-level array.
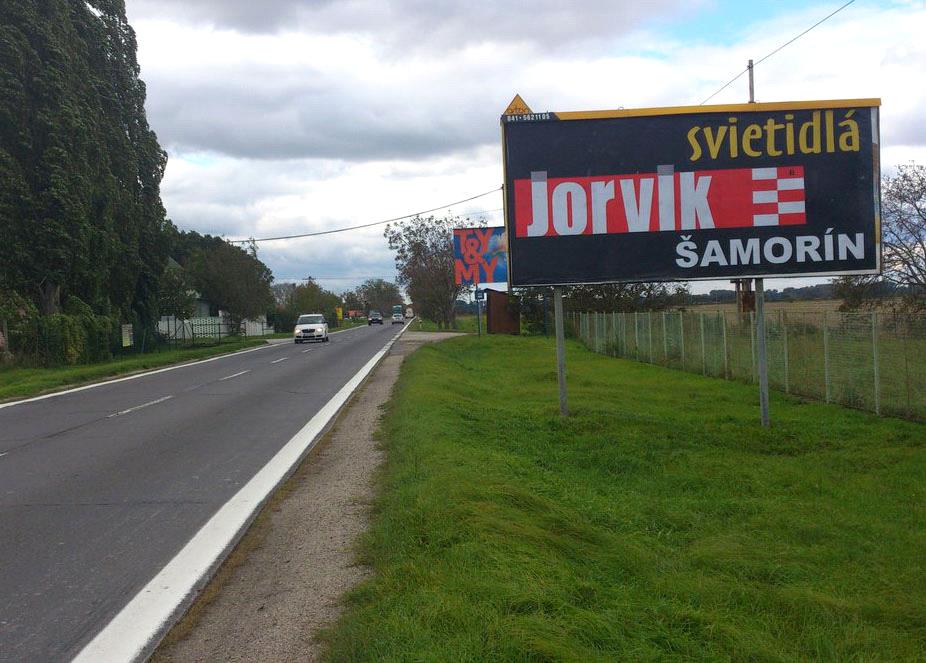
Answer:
[{"left": 152, "top": 336, "right": 444, "bottom": 662}]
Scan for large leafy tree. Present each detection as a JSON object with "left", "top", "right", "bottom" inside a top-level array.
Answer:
[
  {"left": 0, "top": 0, "right": 171, "bottom": 323},
  {"left": 185, "top": 239, "right": 274, "bottom": 330},
  {"left": 385, "top": 215, "right": 465, "bottom": 329},
  {"left": 355, "top": 278, "right": 402, "bottom": 313}
]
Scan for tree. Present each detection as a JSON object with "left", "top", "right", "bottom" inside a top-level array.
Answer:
[
  {"left": 187, "top": 240, "right": 273, "bottom": 331},
  {"left": 291, "top": 279, "right": 341, "bottom": 321},
  {"left": 834, "top": 163, "right": 926, "bottom": 312},
  {"left": 157, "top": 261, "right": 196, "bottom": 319},
  {"left": 355, "top": 278, "right": 402, "bottom": 313},
  {"left": 882, "top": 163, "right": 926, "bottom": 308},
  {"left": 0, "top": 0, "right": 172, "bottom": 325},
  {"left": 563, "top": 282, "right": 689, "bottom": 313},
  {"left": 270, "top": 282, "right": 297, "bottom": 308},
  {"left": 385, "top": 215, "right": 465, "bottom": 329}
]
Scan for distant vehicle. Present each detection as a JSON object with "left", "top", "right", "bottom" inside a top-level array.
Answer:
[
  {"left": 405, "top": 307, "right": 413, "bottom": 318},
  {"left": 294, "top": 313, "right": 329, "bottom": 343},
  {"left": 391, "top": 313, "right": 404, "bottom": 325},
  {"left": 368, "top": 310, "right": 383, "bottom": 325},
  {"left": 392, "top": 304, "right": 403, "bottom": 318}
]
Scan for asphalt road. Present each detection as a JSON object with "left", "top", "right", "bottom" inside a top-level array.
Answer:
[{"left": 0, "top": 322, "right": 404, "bottom": 662}]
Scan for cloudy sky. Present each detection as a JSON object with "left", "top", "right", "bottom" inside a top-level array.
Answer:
[{"left": 125, "top": 0, "right": 926, "bottom": 295}]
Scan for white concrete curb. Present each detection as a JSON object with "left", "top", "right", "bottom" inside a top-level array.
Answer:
[{"left": 72, "top": 321, "right": 413, "bottom": 663}]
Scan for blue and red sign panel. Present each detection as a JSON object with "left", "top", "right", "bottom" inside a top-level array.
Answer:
[
  {"left": 501, "top": 99, "right": 882, "bottom": 286},
  {"left": 453, "top": 226, "right": 508, "bottom": 285}
]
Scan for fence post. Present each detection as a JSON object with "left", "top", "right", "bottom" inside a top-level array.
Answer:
[
  {"left": 621, "top": 312, "right": 630, "bottom": 357},
  {"left": 750, "top": 311, "right": 756, "bottom": 384},
  {"left": 700, "top": 312, "right": 706, "bottom": 375},
  {"left": 823, "top": 311, "right": 831, "bottom": 403},
  {"left": 721, "top": 312, "right": 728, "bottom": 379},
  {"left": 600, "top": 313, "right": 605, "bottom": 353},
  {"left": 648, "top": 312, "right": 654, "bottom": 363},
  {"left": 662, "top": 312, "right": 668, "bottom": 365},
  {"left": 612, "top": 312, "right": 618, "bottom": 356},
  {"left": 872, "top": 311, "right": 881, "bottom": 415},
  {"left": 679, "top": 312, "right": 686, "bottom": 369},
  {"left": 782, "top": 310, "right": 790, "bottom": 394},
  {"left": 634, "top": 312, "right": 640, "bottom": 359}
]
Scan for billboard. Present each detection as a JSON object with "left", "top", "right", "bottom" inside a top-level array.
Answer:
[
  {"left": 454, "top": 226, "right": 508, "bottom": 285},
  {"left": 501, "top": 99, "right": 881, "bottom": 286}
]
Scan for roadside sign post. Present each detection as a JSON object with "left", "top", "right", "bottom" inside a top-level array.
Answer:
[
  {"left": 755, "top": 277, "right": 770, "bottom": 426},
  {"left": 474, "top": 288, "right": 484, "bottom": 336},
  {"left": 553, "top": 286, "right": 568, "bottom": 416}
]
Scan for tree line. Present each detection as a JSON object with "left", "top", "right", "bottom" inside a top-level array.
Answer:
[
  {"left": 270, "top": 278, "right": 404, "bottom": 331},
  {"left": 0, "top": 1, "right": 276, "bottom": 362}
]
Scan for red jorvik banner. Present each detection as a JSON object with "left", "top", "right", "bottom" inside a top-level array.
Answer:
[{"left": 514, "top": 166, "right": 806, "bottom": 238}]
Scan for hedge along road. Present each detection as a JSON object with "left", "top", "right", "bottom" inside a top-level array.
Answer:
[{"left": 0, "top": 322, "right": 406, "bottom": 662}]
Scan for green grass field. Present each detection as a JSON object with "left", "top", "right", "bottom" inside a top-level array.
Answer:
[
  {"left": 0, "top": 337, "right": 267, "bottom": 401},
  {"left": 413, "top": 314, "right": 484, "bottom": 333},
  {"left": 323, "top": 335, "right": 926, "bottom": 661}
]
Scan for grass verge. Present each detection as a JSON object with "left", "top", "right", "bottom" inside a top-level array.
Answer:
[
  {"left": 413, "top": 314, "right": 484, "bottom": 333},
  {"left": 0, "top": 338, "right": 267, "bottom": 401},
  {"left": 323, "top": 334, "right": 925, "bottom": 661}
]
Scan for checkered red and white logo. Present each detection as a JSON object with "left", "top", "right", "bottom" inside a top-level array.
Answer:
[{"left": 751, "top": 166, "right": 806, "bottom": 226}]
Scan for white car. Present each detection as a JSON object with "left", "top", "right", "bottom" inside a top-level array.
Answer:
[
  {"left": 294, "top": 314, "right": 329, "bottom": 343},
  {"left": 391, "top": 313, "right": 404, "bottom": 324}
]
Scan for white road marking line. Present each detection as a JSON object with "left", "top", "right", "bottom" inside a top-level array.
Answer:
[
  {"left": 271, "top": 357, "right": 289, "bottom": 364},
  {"left": 0, "top": 452, "right": 8, "bottom": 458},
  {"left": 301, "top": 349, "right": 312, "bottom": 353},
  {"left": 73, "top": 319, "right": 414, "bottom": 663},
  {"left": 219, "top": 370, "right": 251, "bottom": 381},
  {"left": 106, "top": 395, "right": 174, "bottom": 419},
  {"left": 0, "top": 343, "right": 280, "bottom": 411}
]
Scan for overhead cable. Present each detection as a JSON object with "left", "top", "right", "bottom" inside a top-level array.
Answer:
[
  {"left": 698, "top": 0, "right": 857, "bottom": 105},
  {"left": 228, "top": 187, "right": 502, "bottom": 244}
]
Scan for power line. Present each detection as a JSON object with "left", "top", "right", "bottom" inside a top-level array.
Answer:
[
  {"left": 699, "top": 0, "right": 857, "bottom": 105},
  {"left": 228, "top": 187, "right": 502, "bottom": 244}
]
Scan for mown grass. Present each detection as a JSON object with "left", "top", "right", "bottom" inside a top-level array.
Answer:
[
  {"left": 413, "top": 314, "right": 484, "bottom": 333},
  {"left": 0, "top": 337, "right": 267, "bottom": 401},
  {"left": 323, "top": 334, "right": 926, "bottom": 661}
]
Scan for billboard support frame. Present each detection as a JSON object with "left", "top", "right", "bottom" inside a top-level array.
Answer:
[
  {"left": 748, "top": 58, "right": 772, "bottom": 428},
  {"left": 553, "top": 286, "right": 568, "bottom": 417}
]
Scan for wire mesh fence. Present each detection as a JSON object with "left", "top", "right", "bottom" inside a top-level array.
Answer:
[
  {"left": 573, "top": 309, "right": 926, "bottom": 421},
  {"left": 0, "top": 315, "right": 275, "bottom": 368}
]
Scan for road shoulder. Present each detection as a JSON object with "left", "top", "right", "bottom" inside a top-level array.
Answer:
[{"left": 152, "top": 332, "right": 463, "bottom": 662}]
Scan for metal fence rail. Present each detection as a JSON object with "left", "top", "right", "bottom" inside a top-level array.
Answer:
[{"left": 573, "top": 310, "right": 926, "bottom": 421}]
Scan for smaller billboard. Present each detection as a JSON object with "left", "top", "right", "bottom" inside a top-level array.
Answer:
[{"left": 453, "top": 227, "right": 508, "bottom": 285}]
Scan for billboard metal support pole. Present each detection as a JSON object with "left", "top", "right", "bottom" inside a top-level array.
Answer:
[
  {"left": 756, "top": 278, "right": 770, "bottom": 427},
  {"left": 553, "top": 286, "right": 568, "bottom": 417}
]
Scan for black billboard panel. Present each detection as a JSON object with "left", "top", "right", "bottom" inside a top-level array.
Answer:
[{"left": 501, "top": 99, "right": 881, "bottom": 287}]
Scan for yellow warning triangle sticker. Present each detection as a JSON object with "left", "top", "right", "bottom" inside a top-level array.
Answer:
[{"left": 503, "top": 94, "right": 532, "bottom": 116}]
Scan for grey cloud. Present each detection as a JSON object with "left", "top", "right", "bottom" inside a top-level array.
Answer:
[
  {"left": 259, "top": 235, "right": 399, "bottom": 287},
  {"left": 886, "top": 110, "right": 926, "bottom": 148},
  {"left": 129, "top": 0, "right": 700, "bottom": 50},
  {"left": 144, "top": 61, "right": 504, "bottom": 160}
]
